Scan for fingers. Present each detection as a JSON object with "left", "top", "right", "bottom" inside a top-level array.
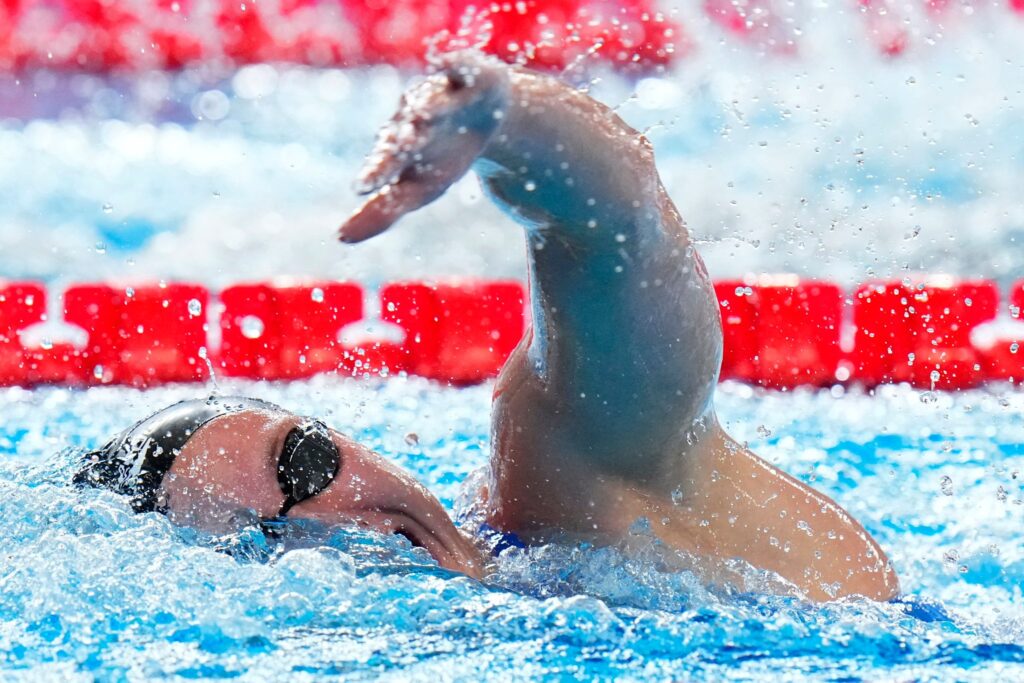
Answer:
[
  {"left": 341, "top": 125, "right": 497, "bottom": 243},
  {"left": 338, "top": 181, "right": 432, "bottom": 243},
  {"left": 353, "top": 145, "right": 405, "bottom": 197},
  {"left": 338, "top": 50, "right": 512, "bottom": 244}
]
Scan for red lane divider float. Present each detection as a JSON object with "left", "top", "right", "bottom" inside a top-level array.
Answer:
[
  {"left": 6, "top": 0, "right": 1006, "bottom": 73},
  {"left": 713, "top": 275, "right": 1020, "bottom": 390},
  {"left": 0, "top": 282, "right": 47, "bottom": 384},
  {"left": 382, "top": 280, "right": 525, "bottom": 385},
  {"left": 0, "top": 0, "right": 680, "bottom": 72},
  {"left": 975, "top": 280, "right": 1024, "bottom": 382},
  {"left": 851, "top": 277, "right": 1000, "bottom": 389},
  {"left": 715, "top": 276, "right": 842, "bottom": 389},
  {"left": 219, "top": 280, "right": 363, "bottom": 379},
  {"left": 758, "top": 277, "right": 844, "bottom": 390},
  {"left": 64, "top": 282, "right": 209, "bottom": 386},
  {"left": 714, "top": 279, "right": 759, "bottom": 383},
  {"left": 0, "top": 276, "right": 1022, "bottom": 389}
]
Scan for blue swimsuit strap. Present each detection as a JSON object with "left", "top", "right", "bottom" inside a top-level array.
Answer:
[
  {"left": 889, "top": 595, "right": 952, "bottom": 623},
  {"left": 477, "top": 523, "right": 526, "bottom": 556}
]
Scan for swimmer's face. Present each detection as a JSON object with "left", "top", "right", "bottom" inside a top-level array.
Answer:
[{"left": 159, "top": 408, "right": 483, "bottom": 578}]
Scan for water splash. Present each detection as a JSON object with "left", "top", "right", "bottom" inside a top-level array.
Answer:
[
  {"left": 1, "top": 378, "right": 1021, "bottom": 678},
  {"left": 2, "top": 7, "right": 1023, "bottom": 286}
]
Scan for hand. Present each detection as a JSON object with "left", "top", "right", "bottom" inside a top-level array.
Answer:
[{"left": 339, "top": 51, "right": 512, "bottom": 243}]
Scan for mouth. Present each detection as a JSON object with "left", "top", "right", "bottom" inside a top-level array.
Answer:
[
  {"left": 377, "top": 507, "right": 437, "bottom": 553},
  {"left": 357, "top": 506, "right": 480, "bottom": 577}
]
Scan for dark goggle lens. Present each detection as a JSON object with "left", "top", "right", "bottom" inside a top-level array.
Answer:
[{"left": 276, "top": 419, "right": 341, "bottom": 515}]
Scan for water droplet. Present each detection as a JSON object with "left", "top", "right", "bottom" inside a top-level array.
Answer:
[
  {"left": 524, "top": 180, "right": 536, "bottom": 192},
  {"left": 101, "top": 203, "right": 113, "bottom": 213},
  {"left": 1011, "top": 342, "right": 1019, "bottom": 354},
  {"left": 40, "top": 338, "right": 53, "bottom": 350},
  {"left": 92, "top": 365, "right": 105, "bottom": 380},
  {"left": 940, "top": 475, "right": 954, "bottom": 496},
  {"left": 671, "top": 487, "right": 683, "bottom": 505},
  {"left": 404, "top": 433, "right": 419, "bottom": 446},
  {"left": 94, "top": 242, "right": 107, "bottom": 255},
  {"left": 757, "top": 424, "right": 772, "bottom": 438},
  {"left": 187, "top": 298, "right": 202, "bottom": 317},
  {"left": 241, "top": 315, "right": 265, "bottom": 339},
  {"left": 310, "top": 288, "right": 325, "bottom": 303},
  {"left": 797, "top": 520, "right": 813, "bottom": 536},
  {"left": 192, "top": 89, "right": 231, "bottom": 121}
]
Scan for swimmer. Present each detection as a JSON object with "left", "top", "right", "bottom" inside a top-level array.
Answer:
[
  {"left": 74, "top": 396, "right": 485, "bottom": 578},
  {"left": 339, "top": 50, "right": 900, "bottom": 602}
]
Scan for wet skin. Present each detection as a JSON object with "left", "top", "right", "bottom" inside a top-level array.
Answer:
[
  {"left": 339, "top": 51, "right": 899, "bottom": 602},
  {"left": 158, "top": 407, "right": 484, "bottom": 578}
]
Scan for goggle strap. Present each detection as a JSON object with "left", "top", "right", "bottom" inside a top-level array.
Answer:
[{"left": 278, "top": 495, "right": 299, "bottom": 518}]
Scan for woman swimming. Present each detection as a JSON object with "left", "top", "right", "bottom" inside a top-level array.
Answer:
[
  {"left": 338, "top": 50, "right": 899, "bottom": 602},
  {"left": 79, "top": 50, "right": 897, "bottom": 604}
]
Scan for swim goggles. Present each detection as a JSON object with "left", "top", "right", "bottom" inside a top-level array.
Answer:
[{"left": 75, "top": 397, "right": 341, "bottom": 521}]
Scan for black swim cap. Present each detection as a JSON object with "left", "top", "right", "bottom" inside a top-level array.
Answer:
[{"left": 74, "top": 396, "right": 280, "bottom": 513}]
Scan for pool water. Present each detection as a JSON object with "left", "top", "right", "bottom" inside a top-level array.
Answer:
[
  {"left": 3, "top": 4, "right": 1024, "bottom": 289},
  {"left": 2, "top": 377, "right": 1022, "bottom": 680}
]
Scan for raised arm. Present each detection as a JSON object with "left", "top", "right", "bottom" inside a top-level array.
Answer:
[{"left": 338, "top": 50, "right": 899, "bottom": 604}]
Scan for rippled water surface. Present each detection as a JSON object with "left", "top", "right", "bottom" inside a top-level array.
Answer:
[
  {"left": 3, "top": 5, "right": 1024, "bottom": 287},
  {"left": 2, "top": 378, "right": 1022, "bottom": 680}
]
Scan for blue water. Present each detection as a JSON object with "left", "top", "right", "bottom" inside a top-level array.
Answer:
[{"left": 2, "top": 378, "right": 1022, "bottom": 680}]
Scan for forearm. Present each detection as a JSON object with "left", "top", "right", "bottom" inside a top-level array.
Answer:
[{"left": 477, "top": 70, "right": 663, "bottom": 234}]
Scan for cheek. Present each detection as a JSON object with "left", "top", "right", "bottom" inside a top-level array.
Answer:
[{"left": 198, "top": 452, "right": 282, "bottom": 510}]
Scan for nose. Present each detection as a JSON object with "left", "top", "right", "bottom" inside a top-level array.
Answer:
[{"left": 285, "top": 436, "right": 485, "bottom": 578}]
